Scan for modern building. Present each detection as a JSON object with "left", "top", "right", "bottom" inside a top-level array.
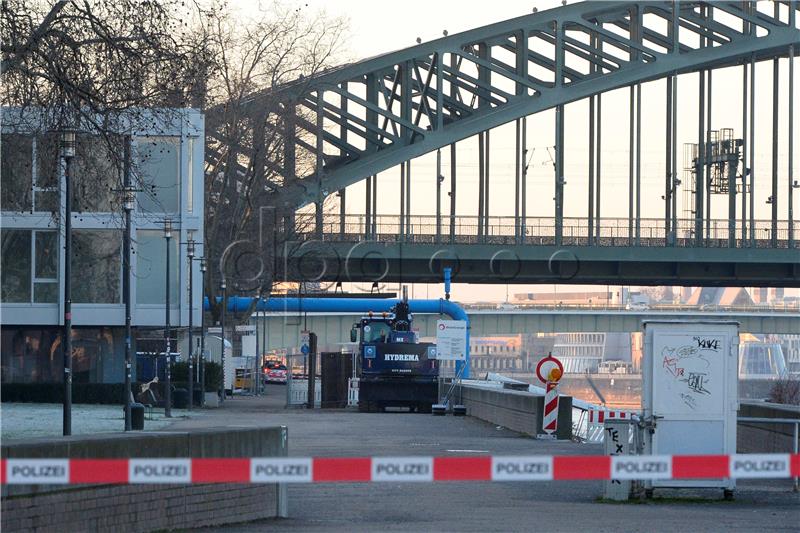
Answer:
[
  {"left": 551, "top": 332, "right": 634, "bottom": 374},
  {"left": 1, "top": 107, "right": 205, "bottom": 384}
]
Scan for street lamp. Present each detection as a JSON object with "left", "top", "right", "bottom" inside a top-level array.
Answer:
[
  {"left": 186, "top": 236, "right": 195, "bottom": 411},
  {"left": 121, "top": 138, "right": 135, "bottom": 431},
  {"left": 198, "top": 257, "right": 207, "bottom": 407},
  {"left": 164, "top": 217, "right": 173, "bottom": 417},
  {"left": 62, "top": 128, "right": 76, "bottom": 437},
  {"left": 220, "top": 277, "right": 227, "bottom": 404}
]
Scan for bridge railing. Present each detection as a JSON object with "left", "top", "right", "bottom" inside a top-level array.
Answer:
[
  {"left": 462, "top": 303, "right": 800, "bottom": 313},
  {"left": 294, "top": 214, "right": 799, "bottom": 248}
]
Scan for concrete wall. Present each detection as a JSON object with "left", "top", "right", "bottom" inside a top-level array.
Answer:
[
  {"left": 456, "top": 384, "right": 572, "bottom": 440},
  {"left": 737, "top": 401, "right": 800, "bottom": 454},
  {"left": 1, "top": 427, "right": 286, "bottom": 533}
]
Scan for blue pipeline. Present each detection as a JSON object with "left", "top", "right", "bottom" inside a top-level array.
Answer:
[{"left": 204, "top": 296, "right": 470, "bottom": 378}]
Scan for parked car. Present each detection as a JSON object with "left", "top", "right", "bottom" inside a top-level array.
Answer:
[{"left": 265, "top": 364, "right": 288, "bottom": 384}]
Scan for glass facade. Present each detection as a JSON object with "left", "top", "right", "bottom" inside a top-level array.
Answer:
[
  {"left": 1, "top": 229, "right": 58, "bottom": 303},
  {"left": 0, "top": 134, "right": 33, "bottom": 211},
  {"left": 72, "top": 134, "right": 121, "bottom": 212},
  {"left": 72, "top": 230, "right": 121, "bottom": 303},
  {"left": 136, "top": 137, "right": 180, "bottom": 213},
  {"left": 135, "top": 229, "right": 179, "bottom": 305},
  {"left": 1, "top": 326, "right": 126, "bottom": 383},
  {"left": 35, "top": 133, "right": 60, "bottom": 212},
  {"left": 2, "top": 107, "right": 204, "bottom": 385}
]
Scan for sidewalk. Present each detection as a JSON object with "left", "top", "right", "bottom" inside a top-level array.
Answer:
[{"left": 1, "top": 402, "right": 207, "bottom": 441}]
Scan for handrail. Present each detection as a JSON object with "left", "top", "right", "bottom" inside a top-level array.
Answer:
[
  {"left": 738, "top": 416, "right": 799, "bottom": 491},
  {"left": 289, "top": 213, "right": 800, "bottom": 249}
]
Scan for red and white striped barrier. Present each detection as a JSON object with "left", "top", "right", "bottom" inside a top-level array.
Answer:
[
  {"left": 2, "top": 454, "right": 798, "bottom": 485},
  {"left": 587, "top": 409, "right": 634, "bottom": 424},
  {"left": 542, "top": 383, "right": 559, "bottom": 434}
]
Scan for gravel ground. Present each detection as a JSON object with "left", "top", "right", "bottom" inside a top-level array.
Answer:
[{"left": 1, "top": 402, "right": 207, "bottom": 440}]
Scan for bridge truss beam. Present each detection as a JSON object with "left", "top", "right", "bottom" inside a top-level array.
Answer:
[{"left": 207, "top": 0, "right": 800, "bottom": 222}]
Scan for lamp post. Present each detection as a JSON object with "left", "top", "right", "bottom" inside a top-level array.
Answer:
[
  {"left": 61, "top": 128, "right": 76, "bottom": 437},
  {"left": 198, "top": 258, "right": 207, "bottom": 407},
  {"left": 122, "top": 139, "right": 135, "bottom": 430},
  {"left": 164, "top": 217, "right": 173, "bottom": 417},
  {"left": 220, "top": 277, "right": 227, "bottom": 404},
  {"left": 186, "top": 237, "right": 195, "bottom": 410}
]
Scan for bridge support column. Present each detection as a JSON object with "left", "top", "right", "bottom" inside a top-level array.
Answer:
[
  {"left": 436, "top": 148, "right": 442, "bottom": 244},
  {"left": 749, "top": 51, "right": 755, "bottom": 247},
  {"left": 450, "top": 143, "right": 456, "bottom": 243},
  {"left": 694, "top": 67, "right": 706, "bottom": 247},
  {"left": 595, "top": 96, "right": 602, "bottom": 244},
  {"left": 400, "top": 162, "right": 406, "bottom": 239},
  {"left": 771, "top": 5, "right": 780, "bottom": 249},
  {"left": 366, "top": 175, "right": 373, "bottom": 238},
  {"left": 515, "top": 118, "right": 522, "bottom": 243},
  {"left": 669, "top": 77, "right": 678, "bottom": 242},
  {"left": 588, "top": 94, "right": 595, "bottom": 246},
  {"left": 478, "top": 132, "right": 485, "bottom": 242},
  {"left": 339, "top": 83, "right": 348, "bottom": 238},
  {"left": 555, "top": 104, "right": 564, "bottom": 247},
  {"left": 522, "top": 117, "right": 528, "bottom": 240},
  {"left": 665, "top": 75, "right": 673, "bottom": 244},
  {"left": 315, "top": 89, "right": 324, "bottom": 240},
  {"left": 742, "top": 56, "right": 748, "bottom": 244},
  {"left": 789, "top": 41, "right": 795, "bottom": 248}
]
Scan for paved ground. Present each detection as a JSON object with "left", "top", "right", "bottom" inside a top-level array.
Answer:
[
  {"left": 170, "top": 386, "right": 800, "bottom": 533},
  {"left": 0, "top": 403, "right": 206, "bottom": 440}
]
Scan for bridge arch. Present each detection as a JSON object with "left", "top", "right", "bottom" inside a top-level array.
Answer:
[{"left": 206, "top": 1, "right": 800, "bottom": 211}]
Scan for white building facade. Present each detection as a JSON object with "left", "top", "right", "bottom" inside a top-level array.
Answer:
[{"left": 1, "top": 108, "right": 204, "bottom": 384}]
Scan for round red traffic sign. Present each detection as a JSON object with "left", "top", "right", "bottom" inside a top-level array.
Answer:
[{"left": 535, "top": 355, "right": 564, "bottom": 384}]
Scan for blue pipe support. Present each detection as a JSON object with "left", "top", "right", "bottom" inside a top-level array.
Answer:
[{"left": 205, "top": 296, "right": 470, "bottom": 378}]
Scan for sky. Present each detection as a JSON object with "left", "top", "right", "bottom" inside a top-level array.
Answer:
[{"left": 239, "top": 0, "right": 799, "bottom": 301}]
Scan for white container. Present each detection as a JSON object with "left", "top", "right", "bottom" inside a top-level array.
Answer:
[{"left": 642, "top": 320, "right": 739, "bottom": 494}]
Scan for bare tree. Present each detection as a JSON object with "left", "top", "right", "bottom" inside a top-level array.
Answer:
[
  {"left": 202, "top": 2, "right": 347, "bottom": 324},
  {"left": 1, "top": 0, "right": 214, "bottom": 210}
]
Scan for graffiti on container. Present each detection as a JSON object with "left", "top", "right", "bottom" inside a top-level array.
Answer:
[{"left": 605, "top": 427, "right": 623, "bottom": 484}]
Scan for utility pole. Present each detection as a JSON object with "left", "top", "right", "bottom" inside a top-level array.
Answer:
[
  {"left": 220, "top": 277, "right": 227, "bottom": 403},
  {"left": 61, "top": 128, "right": 76, "bottom": 437},
  {"left": 122, "top": 137, "right": 134, "bottom": 430},
  {"left": 199, "top": 257, "right": 207, "bottom": 407},
  {"left": 164, "top": 218, "right": 173, "bottom": 417},
  {"left": 186, "top": 237, "right": 195, "bottom": 410}
]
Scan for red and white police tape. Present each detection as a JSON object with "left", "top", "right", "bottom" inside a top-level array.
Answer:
[{"left": 2, "top": 454, "right": 798, "bottom": 485}]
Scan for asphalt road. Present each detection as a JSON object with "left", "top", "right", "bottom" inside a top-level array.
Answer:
[{"left": 173, "top": 387, "right": 799, "bottom": 533}]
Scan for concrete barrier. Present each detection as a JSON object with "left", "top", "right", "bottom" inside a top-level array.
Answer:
[
  {"left": 456, "top": 383, "right": 572, "bottom": 440},
  {"left": 1, "top": 427, "right": 287, "bottom": 533},
  {"left": 737, "top": 401, "right": 800, "bottom": 454}
]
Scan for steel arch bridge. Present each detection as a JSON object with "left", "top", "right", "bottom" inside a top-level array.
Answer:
[{"left": 206, "top": 1, "right": 800, "bottom": 287}]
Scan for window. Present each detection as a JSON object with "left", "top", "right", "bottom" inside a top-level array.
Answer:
[
  {"left": 136, "top": 229, "right": 179, "bottom": 305},
  {"left": 1, "top": 229, "right": 32, "bottom": 302},
  {"left": 135, "top": 137, "right": 180, "bottom": 213},
  {"left": 35, "top": 134, "right": 60, "bottom": 212},
  {"left": 1, "top": 134, "right": 33, "bottom": 211},
  {"left": 363, "top": 321, "right": 391, "bottom": 343},
  {"left": 186, "top": 138, "right": 194, "bottom": 212},
  {"left": 34, "top": 231, "right": 58, "bottom": 302},
  {"left": 72, "top": 230, "right": 121, "bottom": 303},
  {"left": 1, "top": 327, "right": 62, "bottom": 383},
  {"left": 1, "top": 326, "right": 125, "bottom": 384},
  {"left": 1, "top": 229, "right": 58, "bottom": 303},
  {"left": 71, "top": 134, "right": 121, "bottom": 212}
]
